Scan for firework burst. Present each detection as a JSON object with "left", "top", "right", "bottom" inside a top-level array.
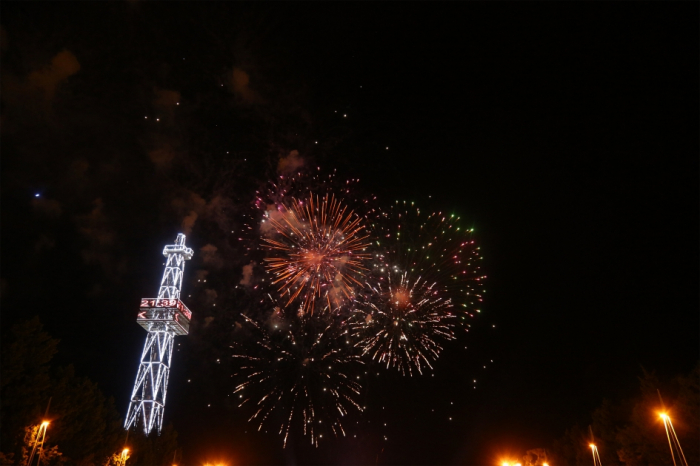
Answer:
[
  {"left": 261, "top": 192, "right": 371, "bottom": 314},
  {"left": 232, "top": 312, "right": 364, "bottom": 447},
  {"left": 350, "top": 271, "right": 456, "bottom": 376},
  {"left": 350, "top": 200, "right": 486, "bottom": 373},
  {"left": 370, "top": 200, "right": 486, "bottom": 324}
]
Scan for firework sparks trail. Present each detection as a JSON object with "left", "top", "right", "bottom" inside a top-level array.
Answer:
[
  {"left": 262, "top": 192, "right": 371, "bottom": 314},
  {"left": 232, "top": 313, "right": 364, "bottom": 447}
]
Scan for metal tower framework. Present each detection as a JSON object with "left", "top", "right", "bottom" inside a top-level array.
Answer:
[{"left": 125, "top": 234, "right": 194, "bottom": 435}]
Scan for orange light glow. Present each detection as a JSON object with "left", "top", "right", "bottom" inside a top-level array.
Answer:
[
  {"left": 659, "top": 412, "right": 669, "bottom": 420},
  {"left": 393, "top": 289, "right": 410, "bottom": 308},
  {"left": 41, "top": 421, "right": 50, "bottom": 427},
  {"left": 589, "top": 444, "right": 596, "bottom": 449}
]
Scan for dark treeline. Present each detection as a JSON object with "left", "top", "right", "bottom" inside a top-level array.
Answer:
[
  {"left": 0, "top": 318, "right": 179, "bottom": 466},
  {"left": 547, "top": 364, "right": 699, "bottom": 466},
  {"left": 3, "top": 317, "right": 698, "bottom": 466}
]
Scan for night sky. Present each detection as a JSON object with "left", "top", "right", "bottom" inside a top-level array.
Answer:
[{"left": 1, "top": 3, "right": 698, "bottom": 465}]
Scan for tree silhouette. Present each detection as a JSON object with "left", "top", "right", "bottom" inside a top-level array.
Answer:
[
  {"left": 550, "top": 364, "right": 700, "bottom": 466},
  {"left": 1, "top": 318, "right": 180, "bottom": 465},
  {"left": 1, "top": 317, "right": 57, "bottom": 460}
]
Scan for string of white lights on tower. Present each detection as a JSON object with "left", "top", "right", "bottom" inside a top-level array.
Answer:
[{"left": 125, "top": 234, "right": 194, "bottom": 435}]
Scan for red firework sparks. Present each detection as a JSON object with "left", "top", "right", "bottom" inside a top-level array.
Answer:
[{"left": 262, "top": 193, "right": 371, "bottom": 314}]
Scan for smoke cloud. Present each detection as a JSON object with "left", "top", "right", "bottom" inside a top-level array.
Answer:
[
  {"left": 240, "top": 261, "right": 255, "bottom": 286},
  {"left": 27, "top": 49, "right": 81, "bottom": 100},
  {"left": 203, "top": 288, "right": 218, "bottom": 305},
  {"left": 277, "top": 150, "right": 304, "bottom": 174},
  {"left": 148, "top": 145, "right": 177, "bottom": 169},
  {"left": 181, "top": 211, "right": 198, "bottom": 235},
  {"left": 75, "top": 198, "right": 126, "bottom": 280},
  {"left": 231, "top": 67, "right": 260, "bottom": 104},
  {"left": 200, "top": 244, "right": 224, "bottom": 269},
  {"left": 153, "top": 88, "right": 180, "bottom": 110},
  {"left": 32, "top": 198, "right": 62, "bottom": 218}
]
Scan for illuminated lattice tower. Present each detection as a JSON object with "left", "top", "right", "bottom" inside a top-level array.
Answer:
[{"left": 125, "top": 234, "right": 194, "bottom": 435}]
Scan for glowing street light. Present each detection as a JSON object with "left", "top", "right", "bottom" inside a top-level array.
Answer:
[
  {"left": 589, "top": 444, "right": 603, "bottom": 466},
  {"left": 658, "top": 412, "right": 688, "bottom": 466},
  {"left": 113, "top": 447, "right": 131, "bottom": 466},
  {"left": 26, "top": 421, "right": 50, "bottom": 466}
]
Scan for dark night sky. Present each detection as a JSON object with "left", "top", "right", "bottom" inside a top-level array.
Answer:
[{"left": 1, "top": 3, "right": 698, "bottom": 465}]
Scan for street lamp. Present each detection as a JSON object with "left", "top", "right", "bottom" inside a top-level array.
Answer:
[{"left": 501, "top": 461, "right": 521, "bottom": 466}]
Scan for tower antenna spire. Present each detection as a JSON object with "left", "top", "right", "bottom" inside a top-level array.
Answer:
[{"left": 125, "top": 233, "right": 194, "bottom": 435}]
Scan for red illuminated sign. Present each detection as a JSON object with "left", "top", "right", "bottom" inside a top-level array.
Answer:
[{"left": 139, "top": 298, "right": 192, "bottom": 320}]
